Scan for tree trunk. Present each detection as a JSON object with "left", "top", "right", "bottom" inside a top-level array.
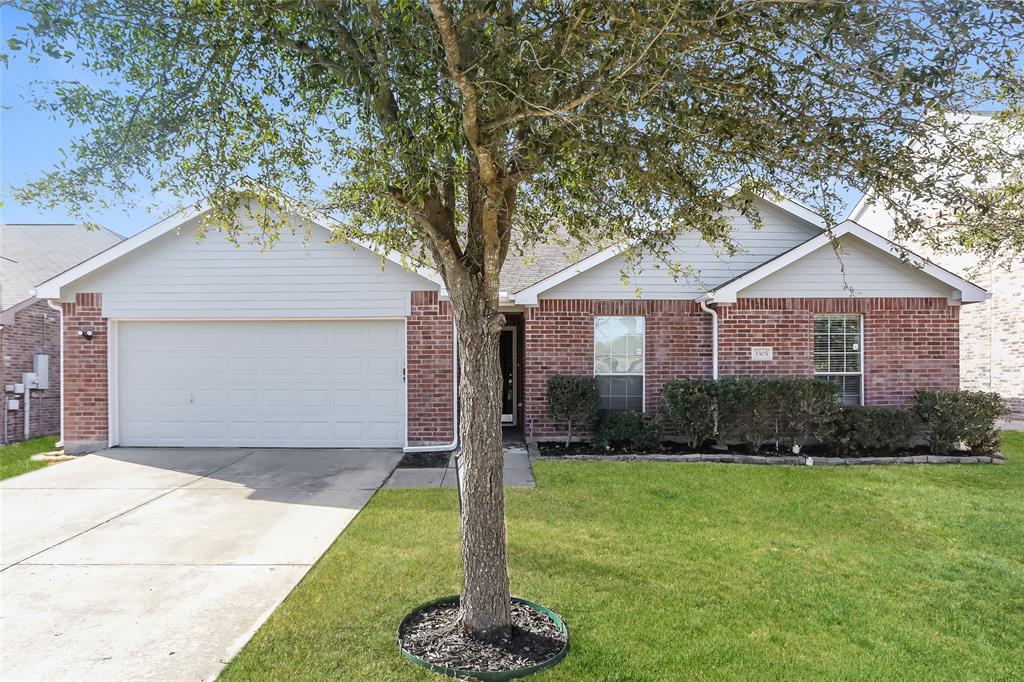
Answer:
[{"left": 449, "top": 278, "right": 512, "bottom": 640}]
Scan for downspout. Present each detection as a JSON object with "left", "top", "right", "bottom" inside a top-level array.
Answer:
[
  {"left": 403, "top": 318, "right": 460, "bottom": 453},
  {"left": 47, "top": 300, "right": 64, "bottom": 448},
  {"left": 699, "top": 298, "right": 719, "bottom": 380}
]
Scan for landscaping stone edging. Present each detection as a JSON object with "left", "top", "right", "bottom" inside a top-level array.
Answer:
[{"left": 528, "top": 448, "right": 1006, "bottom": 466}]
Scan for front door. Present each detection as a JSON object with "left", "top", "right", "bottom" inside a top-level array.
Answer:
[{"left": 500, "top": 326, "right": 516, "bottom": 425}]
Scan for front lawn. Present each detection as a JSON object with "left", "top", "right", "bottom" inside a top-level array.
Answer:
[
  {"left": 0, "top": 435, "right": 58, "bottom": 480},
  {"left": 221, "top": 432, "right": 1024, "bottom": 681}
]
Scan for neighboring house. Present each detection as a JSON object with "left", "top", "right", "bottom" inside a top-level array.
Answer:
[
  {"left": 850, "top": 113, "right": 1024, "bottom": 419},
  {"left": 33, "top": 197, "right": 986, "bottom": 454},
  {"left": 851, "top": 198, "right": 1023, "bottom": 419},
  {"left": 1, "top": 224, "right": 124, "bottom": 444}
]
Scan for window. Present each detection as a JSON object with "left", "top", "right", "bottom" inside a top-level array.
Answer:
[
  {"left": 814, "top": 314, "right": 863, "bottom": 405},
  {"left": 594, "top": 316, "right": 644, "bottom": 412}
]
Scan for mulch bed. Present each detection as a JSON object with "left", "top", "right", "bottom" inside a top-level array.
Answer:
[
  {"left": 398, "top": 599, "right": 566, "bottom": 675},
  {"left": 396, "top": 451, "right": 451, "bottom": 468},
  {"left": 538, "top": 441, "right": 954, "bottom": 459}
]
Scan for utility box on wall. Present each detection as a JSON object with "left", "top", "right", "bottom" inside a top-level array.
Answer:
[{"left": 32, "top": 354, "right": 49, "bottom": 390}]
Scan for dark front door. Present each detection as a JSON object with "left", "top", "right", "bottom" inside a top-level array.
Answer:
[{"left": 500, "top": 327, "right": 516, "bottom": 425}]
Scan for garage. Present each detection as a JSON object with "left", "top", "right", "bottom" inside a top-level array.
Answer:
[{"left": 114, "top": 320, "right": 406, "bottom": 448}]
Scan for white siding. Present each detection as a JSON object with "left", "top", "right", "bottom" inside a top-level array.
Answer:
[
  {"left": 66, "top": 216, "right": 437, "bottom": 318},
  {"left": 739, "top": 235, "right": 953, "bottom": 298},
  {"left": 541, "top": 202, "right": 820, "bottom": 300}
]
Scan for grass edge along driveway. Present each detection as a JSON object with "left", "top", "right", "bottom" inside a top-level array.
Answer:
[
  {"left": 222, "top": 432, "right": 1024, "bottom": 681},
  {"left": 0, "top": 435, "right": 58, "bottom": 480}
]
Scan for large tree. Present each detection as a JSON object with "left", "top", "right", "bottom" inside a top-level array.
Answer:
[{"left": 8, "top": 0, "right": 1023, "bottom": 639}]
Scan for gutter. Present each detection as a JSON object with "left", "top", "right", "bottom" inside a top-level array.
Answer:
[
  {"left": 699, "top": 297, "right": 719, "bottom": 380},
  {"left": 46, "top": 300, "right": 65, "bottom": 448},
  {"left": 403, "top": 318, "right": 459, "bottom": 453}
]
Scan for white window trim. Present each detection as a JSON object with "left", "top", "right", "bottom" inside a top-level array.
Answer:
[
  {"left": 813, "top": 313, "right": 865, "bottom": 406},
  {"left": 593, "top": 315, "right": 647, "bottom": 412}
]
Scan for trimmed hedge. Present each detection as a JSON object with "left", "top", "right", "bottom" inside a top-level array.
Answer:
[
  {"left": 545, "top": 375, "right": 1005, "bottom": 457},
  {"left": 716, "top": 378, "right": 778, "bottom": 452},
  {"left": 824, "top": 406, "right": 919, "bottom": 456},
  {"left": 914, "top": 390, "right": 1006, "bottom": 454},
  {"left": 664, "top": 378, "right": 839, "bottom": 453},
  {"left": 776, "top": 379, "right": 841, "bottom": 453},
  {"left": 661, "top": 380, "right": 717, "bottom": 447},
  {"left": 547, "top": 375, "right": 600, "bottom": 446},
  {"left": 592, "top": 411, "right": 663, "bottom": 452}
]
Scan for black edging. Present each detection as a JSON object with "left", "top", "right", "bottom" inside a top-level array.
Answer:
[{"left": 398, "top": 596, "right": 570, "bottom": 681}]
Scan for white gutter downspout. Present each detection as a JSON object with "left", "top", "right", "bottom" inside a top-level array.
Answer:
[
  {"left": 699, "top": 298, "right": 719, "bottom": 380},
  {"left": 46, "top": 300, "right": 64, "bottom": 448},
  {"left": 403, "top": 319, "right": 459, "bottom": 452}
]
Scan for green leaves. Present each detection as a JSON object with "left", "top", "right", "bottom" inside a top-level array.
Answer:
[{"left": 6, "top": 0, "right": 1024, "bottom": 269}]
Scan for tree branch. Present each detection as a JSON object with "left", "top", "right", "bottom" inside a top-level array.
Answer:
[{"left": 427, "top": 0, "right": 501, "bottom": 187}]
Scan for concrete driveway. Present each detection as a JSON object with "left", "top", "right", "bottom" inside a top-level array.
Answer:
[{"left": 0, "top": 447, "right": 401, "bottom": 681}]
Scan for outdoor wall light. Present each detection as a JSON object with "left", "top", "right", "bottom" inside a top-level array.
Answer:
[{"left": 78, "top": 329, "right": 94, "bottom": 340}]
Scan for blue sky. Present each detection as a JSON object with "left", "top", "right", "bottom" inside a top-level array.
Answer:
[
  {"left": 1, "top": 8, "right": 174, "bottom": 235},
  {"left": 1, "top": 6, "right": 865, "bottom": 238}
]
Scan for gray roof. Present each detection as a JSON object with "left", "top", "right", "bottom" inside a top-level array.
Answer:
[
  {"left": 500, "top": 236, "right": 603, "bottom": 294},
  {"left": 1, "top": 224, "right": 124, "bottom": 310}
]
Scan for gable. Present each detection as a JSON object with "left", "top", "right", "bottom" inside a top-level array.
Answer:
[
  {"left": 738, "top": 234, "right": 955, "bottom": 299},
  {"left": 55, "top": 211, "right": 439, "bottom": 319},
  {"left": 540, "top": 201, "right": 820, "bottom": 300}
]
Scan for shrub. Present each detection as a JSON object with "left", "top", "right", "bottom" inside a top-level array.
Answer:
[
  {"left": 716, "top": 378, "right": 778, "bottom": 451},
  {"left": 661, "top": 379, "right": 717, "bottom": 447},
  {"left": 592, "top": 411, "right": 663, "bottom": 452},
  {"left": 776, "top": 379, "right": 842, "bottom": 453},
  {"left": 914, "top": 390, "right": 1006, "bottom": 454},
  {"left": 824, "top": 406, "right": 919, "bottom": 456},
  {"left": 547, "top": 375, "right": 600, "bottom": 446}
]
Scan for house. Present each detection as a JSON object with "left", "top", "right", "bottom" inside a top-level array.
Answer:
[
  {"left": 1, "top": 224, "right": 124, "bottom": 444},
  {"left": 32, "top": 197, "right": 987, "bottom": 454},
  {"left": 850, "top": 114, "right": 1023, "bottom": 419},
  {"left": 851, "top": 199, "right": 1022, "bottom": 420}
]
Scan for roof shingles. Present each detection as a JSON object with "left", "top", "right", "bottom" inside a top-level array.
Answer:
[{"left": 0, "top": 224, "right": 123, "bottom": 310}]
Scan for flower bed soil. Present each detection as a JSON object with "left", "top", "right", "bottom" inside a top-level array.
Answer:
[
  {"left": 538, "top": 441, "right": 989, "bottom": 460},
  {"left": 398, "top": 599, "right": 567, "bottom": 676},
  {"left": 396, "top": 451, "right": 451, "bottom": 468},
  {"left": 535, "top": 441, "right": 1004, "bottom": 465}
]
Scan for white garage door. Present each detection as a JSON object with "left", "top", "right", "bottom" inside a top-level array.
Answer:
[{"left": 116, "top": 320, "right": 406, "bottom": 447}]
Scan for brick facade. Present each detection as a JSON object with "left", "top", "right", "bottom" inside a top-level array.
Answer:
[
  {"left": 406, "top": 291, "right": 456, "bottom": 446},
  {"left": 524, "top": 299, "right": 713, "bottom": 439},
  {"left": 61, "top": 293, "right": 109, "bottom": 454},
  {"left": 53, "top": 290, "right": 961, "bottom": 449},
  {"left": 722, "top": 298, "right": 959, "bottom": 406},
  {"left": 1, "top": 300, "right": 61, "bottom": 443},
  {"left": 957, "top": 264, "right": 1023, "bottom": 418},
  {"left": 524, "top": 297, "right": 960, "bottom": 441}
]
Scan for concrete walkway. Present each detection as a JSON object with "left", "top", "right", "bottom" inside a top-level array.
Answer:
[
  {"left": 384, "top": 443, "right": 535, "bottom": 488},
  {"left": 0, "top": 447, "right": 401, "bottom": 682}
]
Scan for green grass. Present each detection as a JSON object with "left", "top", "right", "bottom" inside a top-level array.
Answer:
[
  {"left": 0, "top": 435, "right": 58, "bottom": 480},
  {"left": 222, "top": 433, "right": 1024, "bottom": 681}
]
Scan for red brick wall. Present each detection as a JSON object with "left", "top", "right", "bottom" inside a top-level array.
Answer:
[
  {"left": 524, "top": 297, "right": 959, "bottom": 441},
  {"left": 860, "top": 299, "right": 960, "bottom": 406},
  {"left": 61, "top": 293, "right": 109, "bottom": 454},
  {"left": 1, "top": 300, "right": 61, "bottom": 443},
  {"left": 719, "top": 301, "right": 813, "bottom": 378},
  {"left": 406, "top": 291, "right": 455, "bottom": 446},
  {"left": 720, "top": 298, "right": 959, "bottom": 405},
  {"left": 524, "top": 300, "right": 712, "bottom": 439}
]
